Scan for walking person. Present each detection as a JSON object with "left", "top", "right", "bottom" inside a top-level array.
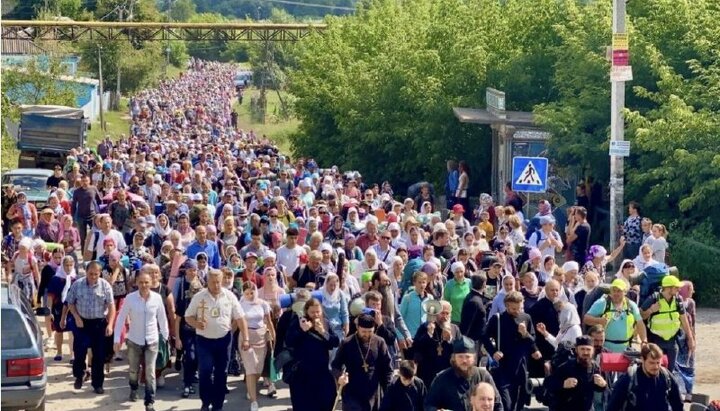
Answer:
[
  {"left": 71, "top": 174, "right": 102, "bottom": 249},
  {"left": 173, "top": 259, "right": 204, "bottom": 399},
  {"left": 482, "top": 291, "right": 542, "bottom": 411},
  {"left": 113, "top": 271, "right": 170, "bottom": 411},
  {"left": 65, "top": 260, "right": 116, "bottom": 393},
  {"left": 185, "top": 269, "right": 250, "bottom": 411},
  {"left": 238, "top": 282, "right": 276, "bottom": 410},
  {"left": 286, "top": 298, "right": 341, "bottom": 411}
]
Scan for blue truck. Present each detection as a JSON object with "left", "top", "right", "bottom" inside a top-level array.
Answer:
[{"left": 17, "top": 105, "right": 89, "bottom": 169}]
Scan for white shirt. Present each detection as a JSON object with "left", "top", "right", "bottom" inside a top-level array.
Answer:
[
  {"left": 88, "top": 229, "right": 127, "bottom": 258},
  {"left": 240, "top": 299, "right": 270, "bottom": 329},
  {"left": 185, "top": 288, "right": 245, "bottom": 339},
  {"left": 277, "top": 244, "right": 305, "bottom": 277},
  {"left": 528, "top": 229, "right": 563, "bottom": 259},
  {"left": 114, "top": 290, "right": 169, "bottom": 345}
]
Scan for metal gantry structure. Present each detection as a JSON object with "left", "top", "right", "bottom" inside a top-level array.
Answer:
[{"left": 0, "top": 20, "right": 327, "bottom": 42}]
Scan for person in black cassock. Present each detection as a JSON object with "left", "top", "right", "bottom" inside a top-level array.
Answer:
[
  {"left": 285, "top": 297, "right": 339, "bottom": 411},
  {"left": 483, "top": 291, "right": 541, "bottom": 411},
  {"left": 460, "top": 273, "right": 488, "bottom": 359},
  {"left": 333, "top": 313, "right": 393, "bottom": 411},
  {"left": 379, "top": 360, "right": 426, "bottom": 411},
  {"left": 544, "top": 335, "right": 607, "bottom": 411},
  {"left": 425, "top": 336, "right": 503, "bottom": 411},
  {"left": 348, "top": 291, "right": 397, "bottom": 350},
  {"left": 527, "top": 280, "right": 561, "bottom": 377},
  {"left": 413, "top": 300, "right": 462, "bottom": 387}
]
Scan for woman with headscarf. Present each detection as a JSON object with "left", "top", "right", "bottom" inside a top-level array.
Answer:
[
  {"left": 353, "top": 248, "right": 385, "bottom": 281},
  {"left": 103, "top": 249, "right": 131, "bottom": 367},
  {"left": 488, "top": 275, "right": 516, "bottom": 317},
  {"left": 580, "top": 240, "right": 625, "bottom": 279},
  {"left": 344, "top": 207, "right": 365, "bottom": 235},
  {"left": 176, "top": 213, "right": 195, "bottom": 249},
  {"left": 535, "top": 301, "right": 582, "bottom": 349},
  {"left": 148, "top": 213, "right": 172, "bottom": 257},
  {"left": 47, "top": 255, "right": 77, "bottom": 361},
  {"left": 336, "top": 252, "right": 361, "bottom": 298},
  {"left": 11, "top": 237, "right": 39, "bottom": 302},
  {"left": 320, "top": 273, "right": 350, "bottom": 346},
  {"left": 417, "top": 201, "right": 435, "bottom": 227},
  {"left": 56, "top": 214, "right": 81, "bottom": 261},
  {"left": 520, "top": 271, "right": 542, "bottom": 312},
  {"left": 218, "top": 216, "right": 241, "bottom": 260},
  {"left": 325, "top": 215, "right": 348, "bottom": 243}
]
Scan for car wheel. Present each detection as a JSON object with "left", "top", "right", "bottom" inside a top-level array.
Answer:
[{"left": 27, "top": 400, "right": 45, "bottom": 411}]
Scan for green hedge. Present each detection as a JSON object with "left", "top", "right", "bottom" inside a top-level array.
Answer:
[{"left": 670, "top": 237, "right": 720, "bottom": 308}]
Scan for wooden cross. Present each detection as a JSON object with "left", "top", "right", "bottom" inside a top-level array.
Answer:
[
  {"left": 362, "top": 362, "right": 370, "bottom": 373},
  {"left": 197, "top": 300, "right": 208, "bottom": 322},
  {"left": 436, "top": 344, "right": 443, "bottom": 356}
]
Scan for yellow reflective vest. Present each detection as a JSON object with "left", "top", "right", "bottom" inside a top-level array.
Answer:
[{"left": 648, "top": 294, "right": 682, "bottom": 341}]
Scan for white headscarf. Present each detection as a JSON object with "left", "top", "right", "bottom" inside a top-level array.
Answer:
[
  {"left": 54, "top": 256, "right": 77, "bottom": 303},
  {"left": 322, "top": 273, "right": 341, "bottom": 304},
  {"left": 154, "top": 213, "right": 172, "bottom": 237}
]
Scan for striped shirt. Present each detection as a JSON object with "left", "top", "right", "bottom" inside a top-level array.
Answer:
[{"left": 66, "top": 277, "right": 114, "bottom": 319}]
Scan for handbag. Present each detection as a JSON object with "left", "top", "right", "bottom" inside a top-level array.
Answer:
[
  {"left": 156, "top": 334, "right": 170, "bottom": 369},
  {"left": 267, "top": 341, "right": 281, "bottom": 383}
]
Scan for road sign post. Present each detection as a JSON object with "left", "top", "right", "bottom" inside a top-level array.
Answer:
[{"left": 511, "top": 157, "right": 548, "bottom": 193}]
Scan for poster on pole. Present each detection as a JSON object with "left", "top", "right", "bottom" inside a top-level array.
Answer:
[{"left": 611, "top": 66, "right": 633, "bottom": 81}]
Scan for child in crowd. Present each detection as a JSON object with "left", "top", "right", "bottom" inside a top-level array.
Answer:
[{"left": 644, "top": 223, "right": 668, "bottom": 263}]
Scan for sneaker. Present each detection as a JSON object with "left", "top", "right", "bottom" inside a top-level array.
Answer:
[
  {"left": 157, "top": 375, "right": 165, "bottom": 388},
  {"left": 266, "top": 383, "right": 277, "bottom": 398},
  {"left": 53, "top": 355, "right": 63, "bottom": 361},
  {"left": 74, "top": 378, "right": 82, "bottom": 390},
  {"left": 145, "top": 404, "right": 155, "bottom": 411},
  {"left": 94, "top": 387, "right": 105, "bottom": 394},
  {"left": 181, "top": 386, "right": 191, "bottom": 398},
  {"left": 129, "top": 390, "right": 138, "bottom": 402},
  {"left": 250, "top": 401, "right": 259, "bottom": 411},
  {"left": 189, "top": 385, "right": 196, "bottom": 394}
]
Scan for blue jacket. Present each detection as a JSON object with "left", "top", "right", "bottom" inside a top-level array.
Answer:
[
  {"left": 399, "top": 290, "right": 434, "bottom": 337},
  {"left": 185, "top": 240, "right": 221, "bottom": 269}
]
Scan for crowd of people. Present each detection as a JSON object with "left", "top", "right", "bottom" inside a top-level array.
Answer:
[{"left": 0, "top": 59, "right": 702, "bottom": 411}]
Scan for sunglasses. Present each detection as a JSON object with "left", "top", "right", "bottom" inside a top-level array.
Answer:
[{"left": 381, "top": 236, "right": 391, "bottom": 240}]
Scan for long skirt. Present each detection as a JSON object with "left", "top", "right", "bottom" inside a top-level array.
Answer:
[{"left": 239, "top": 327, "right": 267, "bottom": 375}]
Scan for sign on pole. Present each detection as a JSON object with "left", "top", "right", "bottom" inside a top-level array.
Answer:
[
  {"left": 511, "top": 157, "right": 548, "bottom": 193},
  {"left": 609, "top": 140, "right": 631, "bottom": 157}
]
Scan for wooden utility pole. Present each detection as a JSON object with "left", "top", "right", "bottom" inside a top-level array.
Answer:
[{"left": 98, "top": 46, "right": 106, "bottom": 132}]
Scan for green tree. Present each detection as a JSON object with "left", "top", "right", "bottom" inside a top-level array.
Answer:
[
  {"left": 167, "top": 0, "right": 196, "bottom": 21},
  {"left": 77, "top": 40, "right": 163, "bottom": 94}
]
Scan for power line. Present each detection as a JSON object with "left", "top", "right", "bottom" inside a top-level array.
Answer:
[{"left": 260, "top": 0, "right": 355, "bottom": 11}]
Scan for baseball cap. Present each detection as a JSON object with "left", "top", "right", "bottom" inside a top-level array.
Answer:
[
  {"left": 245, "top": 252, "right": 258, "bottom": 260},
  {"left": 610, "top": 278, "right": 628, "bottom": 291},
  {"left": 661, "top": 275, "right": 681, "bottom": 288}
]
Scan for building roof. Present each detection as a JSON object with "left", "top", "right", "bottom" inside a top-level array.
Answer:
[{"left": 453, "top": 107, "right": 536, "bottom": 127}]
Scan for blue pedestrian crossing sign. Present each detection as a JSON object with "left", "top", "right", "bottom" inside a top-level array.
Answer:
[{"left": 512, "top": 157, "right": 548, "bottom": 193}]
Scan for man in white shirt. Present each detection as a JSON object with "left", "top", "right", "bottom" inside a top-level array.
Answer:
[
  {"left": 113, "top": 270, "right": 169, "bottom": 411},
  {"left": 276, "top": 227, "right": 305, "bottom": 279},
  {"left": 185, "top": 270, "right": 250, "bottom": 411},
  {"left": 86, "top": 214, "right": 127, "bottom": 260}
]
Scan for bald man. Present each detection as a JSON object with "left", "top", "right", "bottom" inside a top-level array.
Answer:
[{"left": 471, "top": 382, "right": 497, "bottom": 411}]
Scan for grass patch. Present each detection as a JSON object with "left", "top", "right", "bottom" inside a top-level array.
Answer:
[
  {"left": 87, "top": 98, "right": 131, "bottom": 148},
  {"left": 1, "top": 131, "right": 20, "bottom": 172},
  {"left": 233, "top": 87, "right": 300, "bottom": 154}
]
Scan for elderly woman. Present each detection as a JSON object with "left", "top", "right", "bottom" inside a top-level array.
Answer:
[
  {"left": 443, "top": 261, "right": 471, "bottom": 324},
  {"left": 580, "top": 240, "right": 625, "bottom": 279},
  {"left": 103, "top": 250, "right": 131, "bottom": 367},
  {"left": 488, "top": 275, "right": 517, "bottom": 318},
  {"left": 535, "top": 301, "right": 582, "bottom": 349},
  {"left": 239, "top": 282, "right": 276, "bottom": 406},
  {"left": 47, "top": 255, "right": 77, "bottom": 361},
  {"left": 218, "top": 216, "right": 241, "bottom": 259},
  {"left": 354, "top": 248, "right": 385, "bottom": 281}
]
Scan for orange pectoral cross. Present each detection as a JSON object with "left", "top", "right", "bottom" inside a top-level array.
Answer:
[{"left": 197, "top": 300, "right": 208, "bottom": 322}]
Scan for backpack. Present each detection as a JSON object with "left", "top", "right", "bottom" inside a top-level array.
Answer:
[
  {"left": 639, "top": 263, "right": 669, "bottom": 303},
  {"left": 624, "top": 364, "right": 672, "bottom": 410}
]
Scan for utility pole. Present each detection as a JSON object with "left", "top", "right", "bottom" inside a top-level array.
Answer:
[
  {"left": 114, "top": 6, "right": 123, "bottom": 111},
  {"left": 98, "top": 46, "right": 106, "bottom": 132},
  {"left": 609, "top": 0, "right": 626, "bottom": 253}
]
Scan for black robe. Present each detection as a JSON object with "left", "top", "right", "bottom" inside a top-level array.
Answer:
[
  {"left": 413, "top": 321, "right": 461, "bottom": 387},
  {"left": 527, "top": 297, "right": 559, "bottom": 377},
  {"left": 286, "top": 317, "right": 340, "bottom": 411},
  {"left": 332, "top": 333, "right": 393, "bottom": 411}
]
